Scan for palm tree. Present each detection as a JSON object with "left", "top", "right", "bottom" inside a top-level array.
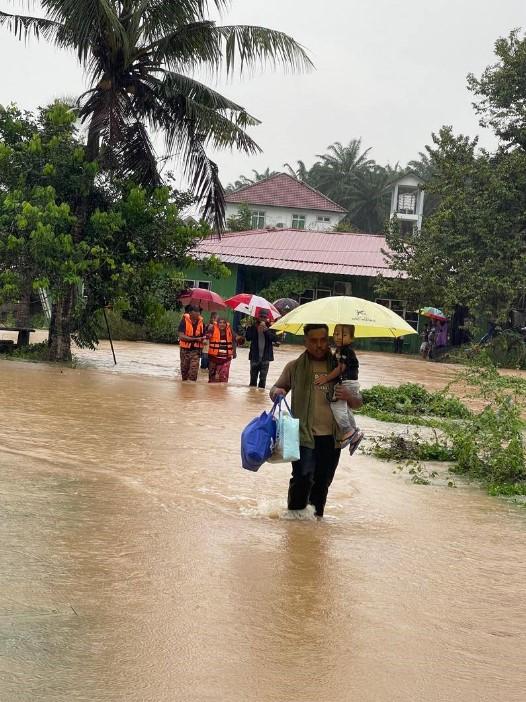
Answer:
[
  {"left": 309, "top": 139, "right": 375, "bottom": 207},
  {"left": 282, "top": 160, "right": 310, "bottom": 182},
  {"left": 349, "top": 164, "right": 400, "bottom": 233},
  {"left": 225, "top": 167, "right": 279, "bottom": 193},
  {"left": 0, "top": 1, "right": 311, "bottom": 231}
]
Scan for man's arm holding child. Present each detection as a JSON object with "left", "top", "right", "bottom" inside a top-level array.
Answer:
[{"left": 314, "top": 362, "right": 345, "bottom": 386}]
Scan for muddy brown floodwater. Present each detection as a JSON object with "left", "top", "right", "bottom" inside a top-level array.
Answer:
[{"left": 1, "top": 337, "right": 525, "bottom": 701}]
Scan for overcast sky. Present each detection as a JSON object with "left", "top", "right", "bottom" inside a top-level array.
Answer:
[{"left": 1, "top": 0, "right": 525, "bottom": 188}]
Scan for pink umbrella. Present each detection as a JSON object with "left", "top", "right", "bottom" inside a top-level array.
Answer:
[
  {"left": 225, "top": 294, "right": 281, "bottom": 321},
  {"left": 179, "top": 288, "right": 227, "bottom": 312}
]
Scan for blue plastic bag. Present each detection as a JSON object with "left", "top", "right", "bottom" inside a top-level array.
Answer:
[
  {"left": 267, "top": 397, "right": 300, "bottom": 463},
  {"left": 241, "top": 401, "right": 278, "bottom": 472}
]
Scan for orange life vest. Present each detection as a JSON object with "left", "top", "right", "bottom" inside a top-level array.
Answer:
[
  {"left": 179, "top": 314, "right": 204, "bottom": 349},
  {"left": 208, "top": 323, "right": 234, "bottom": 358}
]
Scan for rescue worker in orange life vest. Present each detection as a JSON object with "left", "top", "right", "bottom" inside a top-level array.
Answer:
[
  {"left": 208, "top": 317, "right": 236, "bottom": 383},
  {"left": 178, "top": 305, "right": 205, "bottom": 381}
]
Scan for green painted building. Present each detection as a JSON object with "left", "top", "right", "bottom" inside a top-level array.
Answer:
[{"left": 184, "top": 228, "right": 420, "bottom": 353}]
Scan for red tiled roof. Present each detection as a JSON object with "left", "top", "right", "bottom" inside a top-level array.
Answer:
[
  {"left": 225, "top": 173, "right": 347, "bottom": 213},
  {"left": 193, "top": 229, "right": 399, "bottom": 278}
]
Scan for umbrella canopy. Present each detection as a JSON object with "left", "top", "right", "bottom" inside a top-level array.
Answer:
[
  {"left": 271, "top": 296, "right": 417, "bottom": 338},
  {"left": 420, "top": 306, "right": 447, "bottom": 321},
  {"left": 179, "top": 288, "right": 227, "bottom": 312},
  {"left": 225, "top": 294, "right": 281, "bottom": 321},
  {"left": 273, "top": 298, "right": 300, "bottom": 315}
]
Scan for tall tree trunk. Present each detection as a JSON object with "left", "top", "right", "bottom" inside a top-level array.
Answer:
[
  {"left": 47, "top": 121, "right": 99, "bottom": 361},
  {"left": 15, "top": 278, "right": 32, "bottom": 347},
  {"left": 48, "top": 285, "right": 76, "bottom": 362}
]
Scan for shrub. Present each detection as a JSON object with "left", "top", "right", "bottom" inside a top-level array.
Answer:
[
  {"left": 360, "top": 383, "right": 470, "bottom": 419},
  {"left": 145, "top": 310, "right": 181, "bottom": 344},
  {"left": 95, "top": 310, "right": 145, "bottom": 341}
]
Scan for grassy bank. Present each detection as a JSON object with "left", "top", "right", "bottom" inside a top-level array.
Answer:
[{"left": 358, "top": 369, "right": 526, "bottom": 501}]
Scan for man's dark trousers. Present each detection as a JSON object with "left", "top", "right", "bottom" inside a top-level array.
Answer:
[
  {"left": 249, "top": 361, "right": 270, "bottom": 388},
  {"left": 288, "top": 435, "right": 341, "bottom": 517}
]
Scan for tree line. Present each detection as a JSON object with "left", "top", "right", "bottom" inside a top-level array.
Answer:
[
  {"left": 228, "top": 31, "right": 526, "bottom": 324},
  {"left": 0, "top": 0, "right": 309, "bottom": 360},
  {"left": 226, "top": 142, "right": 434, "bottom": 233}
]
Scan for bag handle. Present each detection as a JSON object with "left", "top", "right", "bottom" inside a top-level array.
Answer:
[{"left": 277, "top": 395, "right": 293, "bottom": 415}]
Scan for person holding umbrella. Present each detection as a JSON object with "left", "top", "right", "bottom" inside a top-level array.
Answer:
[
  {"left": 178, "top": 306, "right": 205, "bottom": 381},
  {"left": 270, "top": 323, "right": 362, "bottom": 518},
  {"left": 245, "top": 310, "right": 276, "bottom": 389}
]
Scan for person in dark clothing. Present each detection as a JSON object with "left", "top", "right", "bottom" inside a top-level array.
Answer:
[
  {"left": 245, "top": 311, "right": 276, "bottom": 388},
  {"left": 270, "top": 323, "right": 362, "bottom": 518},
  {"left": 393, "top": 335, "right": 404, "bottom": 353}
]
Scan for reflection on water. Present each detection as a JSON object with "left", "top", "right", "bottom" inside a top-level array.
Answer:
[{"left": 0, "top": 338, "right": 525, "bottom": 701}]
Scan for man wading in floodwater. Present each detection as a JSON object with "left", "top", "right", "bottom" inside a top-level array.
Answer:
[{"left": 270, "top": 324, "right": 362, "bottom": 518}]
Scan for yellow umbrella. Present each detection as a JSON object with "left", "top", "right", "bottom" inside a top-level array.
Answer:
[{"left": 271, "top": 296, "right": 417, "bottom": 338}]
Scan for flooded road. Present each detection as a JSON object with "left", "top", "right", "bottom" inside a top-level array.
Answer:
[{"left": 1, "top": 339, "right": 525, "bottom": 701}]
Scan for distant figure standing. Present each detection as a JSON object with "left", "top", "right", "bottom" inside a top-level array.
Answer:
[
  {"left": 420, "top": 325, "right": 430, "bottom": 359},
  {"left": 208, "top": 318, "right": 236, "bottom": 383},
  {"left": 178, "top": 306, "right": 205, "bottom": 381},
  {"left": 427, "top": 324, "right": 437, "bottom": 360},
  {"left": 201, "top": 311, "right": 218, "bottom": 370},
  {"left": 436, "top": 321, "right": 448, "bottom": 348},
  {"left": 245, "top": 311, "right": 276, "bottom": 389},
  {"left": 393, "top": 335, "right": 404, "bottom": 353}
]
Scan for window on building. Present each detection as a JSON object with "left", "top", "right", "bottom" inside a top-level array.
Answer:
[
  {"left": 316, "top": 216, "right": 331, "bottom": 223},
  {"left": 299, "top": 288, "right": 334, "bottom": 304},
  {"left": 400, "top": 220, "right": 416, "bottom": 236},
  {"left": 299, "top": 288, "right": 314, "bottom": 305},
  {"left": 376, "top": 298, "right": 418, "bottom": 329},
  {"left": 291, "top": 214, "right": 306, "bottom": 229},
  {"left": 333, "top": 281, "right": 352, "bottom": 296},
  {"left": 397, "top": 188, "right": 418, "bottom": 215},
  {"left": 316, "top": 288, "right": 331, "bottom": 299},
  {"left": 251, "top": 210, "right": 265, "bottom": 228},
  {"left": 184, "top": 279, "right": 211, "bottom": 290}
]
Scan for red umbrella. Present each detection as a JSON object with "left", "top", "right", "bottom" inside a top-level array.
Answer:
[
  {"left": 225, "top": 294, "right": 281, "bottom": 321},
  {"left": 179, "top": 288, "right": 226, "bottom": 311}
]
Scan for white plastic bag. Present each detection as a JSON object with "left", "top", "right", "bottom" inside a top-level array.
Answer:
[{"left": 267, "top": 397, "right": 300, "bottom": 463}]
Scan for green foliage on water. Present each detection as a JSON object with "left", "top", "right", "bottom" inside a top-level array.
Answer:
[
  {"left": 361, "top": 368, "right": 526, "bottom": 495},
  {"left": 441, "top": 333, "right": 526, "bottom": 371},
  {"left": 367, "top": 432, "right": 456, "bottom": 462},
  {"left": 6, "top": 341, "right": 51, "bottom": 362},
  {"left": 360, "top": 383, "right": 471, "bottom": 420}
]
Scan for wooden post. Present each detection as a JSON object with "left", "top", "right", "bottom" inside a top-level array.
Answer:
[{"left": 103, "top": 307, "right": 117, "bottom": 365}]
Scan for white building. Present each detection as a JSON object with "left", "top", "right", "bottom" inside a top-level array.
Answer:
[
  {"left": 389, "top": 173, "right": 425, "bottom": 233},
  {"left": 225, "top": 172, "right": 347, "bottom": 231}
]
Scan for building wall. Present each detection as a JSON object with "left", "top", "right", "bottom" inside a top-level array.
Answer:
[
  {"left": 181, "top": 262, "right": 420, "bottom": 353},
  {"left": 181, "top": 263, "right": 239, "bottom": 324},
  {"left": 225, "top": 203, "right": 344, "bottom": 231}
]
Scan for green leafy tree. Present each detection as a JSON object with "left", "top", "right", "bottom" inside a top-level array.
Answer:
[
  {"left": 380, "top": 127, "right": 526, "bottom": 320},
  {"left": 468, "top": 29, "right": 526, "bottom": 150},
  {"left": 226, "top": 203, "right": 252, "bottom": 232},
  {"left": 0, "top": 1, "right": 311, "bottom": 231},
  {"left": 0, "top": 103, "right": 210, "bottom": 360},
  {"left": 259, "top": 273, "right": 318, "bottom": 302}
]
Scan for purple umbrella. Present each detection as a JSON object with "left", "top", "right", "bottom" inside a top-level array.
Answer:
[{"left": 273, "top": 298, "right": 300, "bottom": 315}]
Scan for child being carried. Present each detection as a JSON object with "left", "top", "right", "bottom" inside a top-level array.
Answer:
[{"left": 314, "top": 323, "right": 364, "bottom": 455}]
